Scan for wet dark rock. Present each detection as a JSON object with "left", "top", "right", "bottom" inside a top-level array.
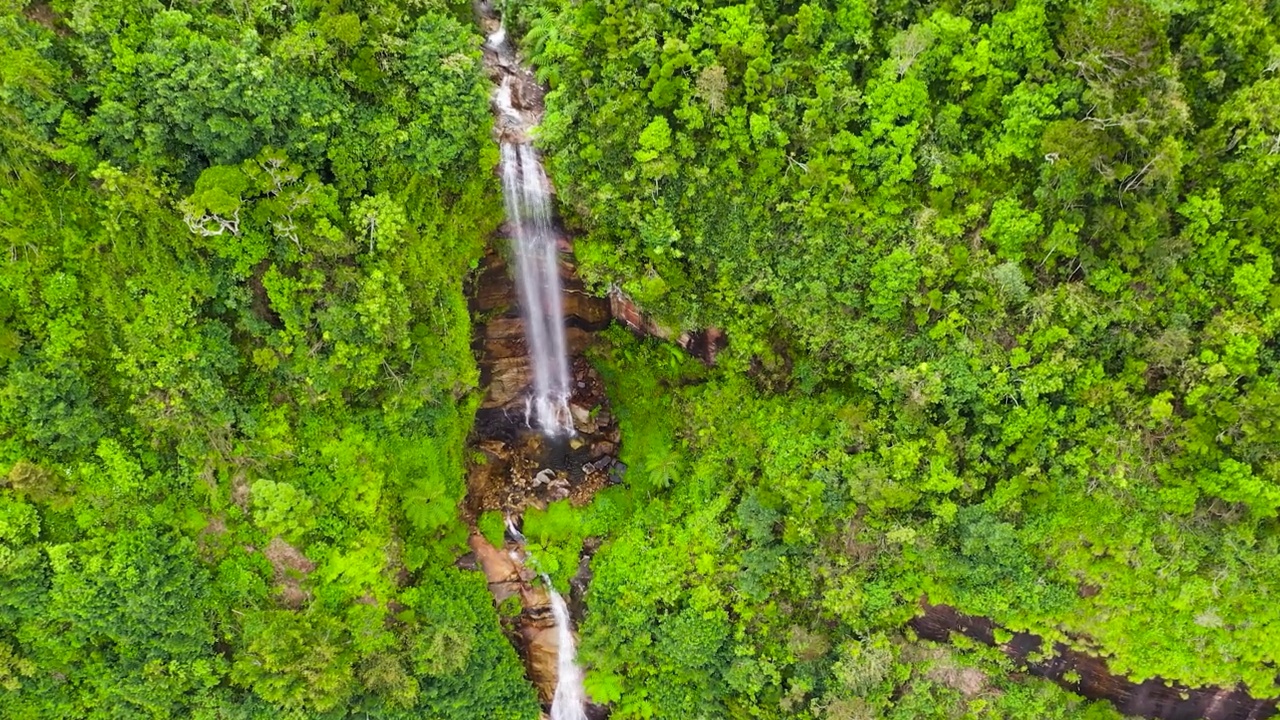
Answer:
[
  {"left": 912, "top": 601, "right": 1278, "bottom": 720},
  {"left": 608, "top": 462, "right": 627, "bottom": 484}
]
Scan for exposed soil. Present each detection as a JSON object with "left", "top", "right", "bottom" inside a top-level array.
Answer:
[
  {"left": 24, "top": 3, "right": 68, "bottom": 35},
  {"left": 264, "top": 536, "right": 315, "bottom": 610},
  {"left": 230, "top": 470, "right": 251, "bottom": 510}
]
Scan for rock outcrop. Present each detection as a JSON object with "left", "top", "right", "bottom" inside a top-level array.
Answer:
[
  {"left": 468, "top": 534, "right": 562, "bottom": 704},
  {"left": 911, "top": 602, "right": 1279, "bottom": 720},
  {"left": 608, "top": 288, "right": 726, "bottom": 365}
]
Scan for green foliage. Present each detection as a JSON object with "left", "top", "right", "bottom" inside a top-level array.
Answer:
[
  {"left": 573, "top": 332, "right": 1166, "bottom": 717},
  {"left": 0, "top": 1, "right": 532, "bottom": 717},
  {"left": 524, "top": 499, "right": 581, "bottom": 544},
  {"left": 523, "top": 499, "right": 586, "bottom": 588},
  {"left": 478, "top": 510, "right": 506, "bottom": 548},
  {"left": 231, "top": 609, "right": 357, "bottom": 714},
  {"left": 251, "top": 479, "right": 316, "bottom": 541},
  {"left": 402, "top": 566, "right": 540, "bottom": 720},
  {"left": 513, "top": 0, "right": 1280, "bottom": 708},
  {"left": 6, "top": 0, "right": 1280, "bottom": 715}
]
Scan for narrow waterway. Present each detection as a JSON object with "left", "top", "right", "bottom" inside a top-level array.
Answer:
[
  {"left": 546, "top": 577, "right": 588, "bottom": 720},
  {"left": 488, "top": 20, "right": 574, "bottom": 437},
  {"left": 476, "top": 2, "right": 592, "bottom": 717}
]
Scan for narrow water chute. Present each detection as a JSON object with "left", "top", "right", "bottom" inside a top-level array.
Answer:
[
  {"left": 493, "top": 74, "right": 575, "bottom": 436},
  {"left": 544, "top": 576, "right": 588, "bottom": 720}
]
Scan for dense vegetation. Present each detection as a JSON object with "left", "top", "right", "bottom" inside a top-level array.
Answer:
[
  {"left": 1, "top": 0, "right": 538, "bottom": 716},
  {"left": 5, "top": 0, "right": 1280, "bottom": 718},
  {"left": 519, "top": 333, "right": 1127, "bottom": 719},
  {"left": 500, "top": 0, "right": 1280, "bottom": 716}
]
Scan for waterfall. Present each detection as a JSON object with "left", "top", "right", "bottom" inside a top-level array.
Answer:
[
  {"left": 544, "top": 575, "right": 588, "bottom": 720},
  {"left": 485, "top": 24, "right": 506, "bottom": 52},
  {"left": 505, "top": 515, "right": 526, "bottom": 543},
  {"left": 507, "top": 530, "right": 589, "bottom": 720},
  {"left": 489, "top": 20, "right": 574, "bottom": 437},
  {"left": 483, "top": 16, "right": 588, "bottom": 715}
]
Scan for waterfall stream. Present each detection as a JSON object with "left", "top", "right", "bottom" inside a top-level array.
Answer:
[
  {"left": 490, "top": 25, "right": 574, "bottom": 437},
  {"left": 545, "top": 575, "right": 589, "bottom": 720},
  {"left": 482, "top": 12, "right": 590, "bottom": 718},
  {"left": 500, "top": 141, "right": 574, "bottom": 436},
  {"left": 504, "top": 512, "right": 588, "bottom": 719}
]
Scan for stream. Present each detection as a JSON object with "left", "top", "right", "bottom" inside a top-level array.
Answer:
[{"left": 472, "top": 2, "right": 595, "bottom": 717}]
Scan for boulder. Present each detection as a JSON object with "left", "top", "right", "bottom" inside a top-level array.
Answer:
[
  {"left": 520, "top": 623, "right": 560, "bottom": 704},
  {"left": 482, "top": 357, "right": 532, "bottom": 408},
  {"left": 569, "top": 404, "right": 592, "bottom": 426},
  {"left": 472, "top": 258, "right": 516, "bottom": 312},
  {"left": 467, "top": 534, "right": 523, "bottom": 604},
  {"left": 565, "top": 326, "right": 595, "bottom": 355},
  {"left": 484, "top": 316, "right": 527, "bottom": 341},
  {"left": 531, "top": 469, "right": 556, "bottom": 488},
  {"left": 562, "top": 290, "right": 612, "bottom": 325}
]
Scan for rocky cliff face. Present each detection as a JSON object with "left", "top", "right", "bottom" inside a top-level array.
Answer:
[
  {"left": 465, "top": 246, "right": 616, "bottom": 713},
  {"left": 466, "top": 243, "right": 621, "bottom": 513},
  {"left": 912, "top": 603, "right": 1278, "bottom": 720},
  {"left": 608, "top": 289, "right": 726, "bottom": 365}
]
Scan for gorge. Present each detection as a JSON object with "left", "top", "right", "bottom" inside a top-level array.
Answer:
[
  {"left": 469, "top": 3, "right": 599, "bottom": 718},
  {"left": 10, "top": 0, "right": 1280, "bottom": 718}
]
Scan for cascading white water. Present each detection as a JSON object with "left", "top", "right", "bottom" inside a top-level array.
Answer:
[
  {"left": 484, "top": 18, "right": 588, "bottom": 716},
  {"left": 492, "top": 45, "right": 575, "bottom": 437},
  {"left": 505, "top": 515, "right": 526, "bottom": 543},
  {"left": 506, "top": 518, "right": 590, "bottom": 719},
  {"left": 485, "top": 24, "right": 506, "bottom": 51},
  {"left": 544, "top": 575, "right": 588, "bottom": 720}
]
